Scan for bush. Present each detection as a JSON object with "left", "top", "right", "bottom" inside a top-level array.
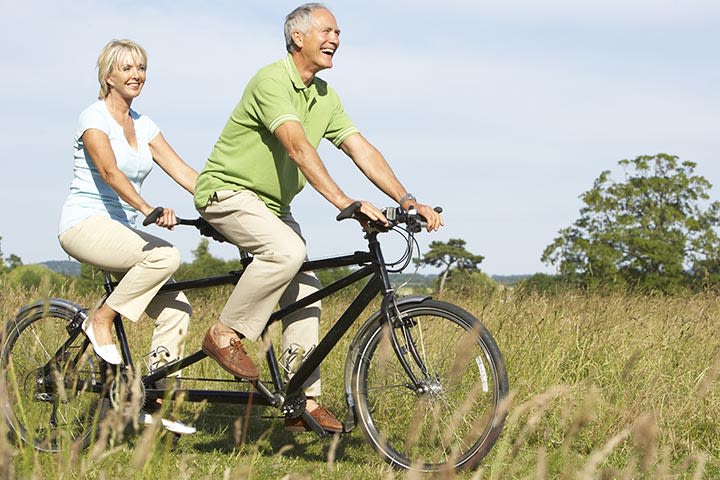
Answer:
[
  {"left": 4, "top": 265, "right": 69, "bottom": 292},
  {"left": 442, "top": 269, "right": 498, "bottom": 296}
]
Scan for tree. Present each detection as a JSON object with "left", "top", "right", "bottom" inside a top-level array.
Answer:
[
  {"left": 74, "top": 263, "right": 106, "bottom": 295},
  {"left": 6, "top": 265, "right": 66, "bottom": 291},
  {"left": 175, "top": 239, "right": 243, "bottom": 282},
  {"left": 6, "top": 254, "right": 22, "bottom": 270},
  {"left": 542, "top": 154, "right": 720, "bottom": 293},
  {"left": 316, "top": 266, "right": 353, "bottom": 288},
  {"left": 0, "top": 236, "right": 22, "bottom": 274},
  {"left": 417, "top": 238, "right": 484, "bottom": 293}
]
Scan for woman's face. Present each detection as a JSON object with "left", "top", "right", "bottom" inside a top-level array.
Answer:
[{"left": 106, "top": 53, "right": 146, "bottom": 100}]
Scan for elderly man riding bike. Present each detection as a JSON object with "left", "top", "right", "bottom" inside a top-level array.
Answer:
[{"left": 194, "top": 3, "right": 443, "bottom": 432}]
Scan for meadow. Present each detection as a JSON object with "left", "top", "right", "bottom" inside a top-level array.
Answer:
[{"left": 0, "top": 277, "right": 718, "bottom": 479}]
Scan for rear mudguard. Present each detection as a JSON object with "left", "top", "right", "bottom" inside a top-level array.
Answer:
[
  {"left": 341, "top": 295, "right": 431, "bottom": 432},
  {"left": 5, "top": 298, "right": 88, "bottom": 336},
  {"left": 14, "top": 297, "right": 87, "bottom": 318}
]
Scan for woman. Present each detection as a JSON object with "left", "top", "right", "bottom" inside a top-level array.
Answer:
[{"left": 58, "top": 39, "right": 197, "bottom": 434}]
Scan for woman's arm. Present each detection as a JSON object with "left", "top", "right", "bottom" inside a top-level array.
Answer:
[
  {"left": 83, "top": 128, "right": 179, "bottom": 228},
  {"left": 149, "top": 132, "right": 198, "bottom": 194},
  {"left": 83, "top": 128, "right": 155, "bottom": 215}
]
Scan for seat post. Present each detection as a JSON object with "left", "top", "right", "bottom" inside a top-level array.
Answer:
[{"left": 103, "top": 271, "right": 115, "bottom": 295}]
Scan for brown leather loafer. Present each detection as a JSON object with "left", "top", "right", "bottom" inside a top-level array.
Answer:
[
  {"left": 284, "top": 404, "right": 343, "bottom": 433},
  {"left": 201, "top": 329, "right": 259, "bottom": 381}
]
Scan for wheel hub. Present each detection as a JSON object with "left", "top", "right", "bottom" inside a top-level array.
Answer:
[{"left": 415, "top": 377, "right": 444, "bottom": 396}]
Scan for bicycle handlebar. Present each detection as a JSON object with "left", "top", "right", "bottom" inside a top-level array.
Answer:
[
  {"left": 143, "top": 202, "right": 442, "bottom": 240},
  {"left": 336, "top": 201, "right": 442, "bottom": 233},
  {"left": 142, "top": 207, "right": 228, "bottom": 242}
]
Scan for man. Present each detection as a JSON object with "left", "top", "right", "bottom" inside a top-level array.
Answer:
[{"left": 194, "top": 3, "right": 443, "bottom": 432}]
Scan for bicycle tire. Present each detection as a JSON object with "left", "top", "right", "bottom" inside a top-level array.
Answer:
[
  {"left": 1, "top": 300, "right": 110, "bottom": 452},
  {"left": 350, "top": 299, "right": 509, "bottom": 472}
]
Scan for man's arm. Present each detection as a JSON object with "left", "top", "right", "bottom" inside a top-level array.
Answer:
[
  {"left": 274, "top": 120, "right": 389, "bottom": 223},
  {"left": 340, "top": 133, "right": 443, "bottom": 231}
]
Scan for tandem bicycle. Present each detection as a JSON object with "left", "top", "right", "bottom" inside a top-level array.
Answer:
[{"left": 1, "top": 202, "right": 509, "bottom": 472}]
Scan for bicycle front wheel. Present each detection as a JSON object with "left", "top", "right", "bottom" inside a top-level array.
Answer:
[
  {"left": 1, "top": 301, "right": 110, "bottom": 452},
  {"left": 351, "top": 299, "right": 509, "bottom": 472}
]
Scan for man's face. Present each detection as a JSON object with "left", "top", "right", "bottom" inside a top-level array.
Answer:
[{"left": 295, "top": 8, "right": 340, "bottom": 73}]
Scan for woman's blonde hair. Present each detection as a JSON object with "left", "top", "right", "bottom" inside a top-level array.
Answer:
[{"left": 96, "top": 39, "right": 148, "bottom": 99}]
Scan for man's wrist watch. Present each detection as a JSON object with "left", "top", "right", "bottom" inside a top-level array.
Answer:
[{"left": 399, "top": 192, "right": 416, "bottom": 207}]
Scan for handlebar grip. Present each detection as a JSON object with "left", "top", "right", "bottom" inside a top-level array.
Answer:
[
  {"left": 336, "top": 201, "right": 363, "bottom": 221},
  {"left": 142, "top": 206, "right": 165, "bottom": 226}
]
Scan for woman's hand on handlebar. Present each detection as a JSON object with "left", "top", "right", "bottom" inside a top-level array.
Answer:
[
  {"left": 156, "top": 207, "right": 179, "bottom": 230},
  {"left": 142, "top": 206, "right": 178, "bottom": 230}
]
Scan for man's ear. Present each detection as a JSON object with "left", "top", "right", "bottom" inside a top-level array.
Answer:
[{"left": 292, "top": 30, "right": 304, "bottom": 50}]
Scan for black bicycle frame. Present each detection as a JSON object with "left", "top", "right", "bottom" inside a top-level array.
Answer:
[{"left": 107, "top": 230, "right": 421, "bottom": 410}]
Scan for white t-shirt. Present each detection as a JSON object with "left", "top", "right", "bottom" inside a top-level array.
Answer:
[{"left": 59, "top": 100, "right": 160, "bottom": 234}]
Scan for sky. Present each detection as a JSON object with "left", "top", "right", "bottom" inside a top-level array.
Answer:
[{"left": 1, "top": 0, "right": 719, "bottom": 276}]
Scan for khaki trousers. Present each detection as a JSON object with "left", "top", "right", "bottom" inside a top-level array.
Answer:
[
  {"left": 58, "top": 215, "right": 191, "bottom": 372},
  {"left": 198, "top": 190, "right": 321, "bottom": 396}
]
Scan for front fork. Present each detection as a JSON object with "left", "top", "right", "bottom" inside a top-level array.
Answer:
[
  {"left": 381, "top": 295, "right": 432, "bottom": 391},
  {"left": 341, "top": 294, "right": 435, "bottom": 432}
]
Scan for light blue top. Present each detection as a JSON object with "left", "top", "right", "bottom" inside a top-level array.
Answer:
[{"left": 58, "top": 100, "right": 160, "bottom": 234}]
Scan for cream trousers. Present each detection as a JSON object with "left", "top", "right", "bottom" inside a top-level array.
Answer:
[
  {"left": 198, "top": 190, "right": 322, "bottom": 396},
  {"left": 58, "top": 215, "right": 191, "bottom": 373}
]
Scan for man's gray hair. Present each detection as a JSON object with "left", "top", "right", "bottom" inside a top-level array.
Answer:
[{"left": 284, "top": 3, "right": 329, "bottom": 52}]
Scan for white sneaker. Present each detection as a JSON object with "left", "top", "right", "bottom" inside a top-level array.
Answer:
[{"left": 140, "top": 411, "right": 197, "bottom": 435}]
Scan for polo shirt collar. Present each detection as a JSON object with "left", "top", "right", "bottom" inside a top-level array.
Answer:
[
  {"left": 284, "top": 54, "right": 306, "bottom": 89},
  {"left": 283, "top": 54, "right": 317, "bottom": 96}
]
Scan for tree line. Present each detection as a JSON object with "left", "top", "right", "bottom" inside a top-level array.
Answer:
[{"left": 3, "top": 153, "right": 719, "bottom": 295}]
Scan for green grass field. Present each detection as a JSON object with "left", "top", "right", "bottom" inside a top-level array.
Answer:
[{"left": 0, "top": 278, "right": 718, "bottom": 479}]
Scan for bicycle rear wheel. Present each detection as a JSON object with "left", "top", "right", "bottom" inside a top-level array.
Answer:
[
  {"left": 350, "top": 299, "right": 508, "bottom": 472},
  {"left": 1, "top": 301, "right": 110, "bottom": 451}
]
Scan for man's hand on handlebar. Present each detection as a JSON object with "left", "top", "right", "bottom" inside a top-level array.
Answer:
[
  {"left": 413, "top": 203, "right": 444, "bottom": 232},
  {"left": 337, "top": 201, "right": 443, "bottom": 233},
  {"left": 354, "top": 200, "right": 389, "bottom": 227}
]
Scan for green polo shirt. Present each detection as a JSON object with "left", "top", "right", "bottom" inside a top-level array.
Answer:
[{"left": 194, "top": 55, "right": 359, "bottom": 216}]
